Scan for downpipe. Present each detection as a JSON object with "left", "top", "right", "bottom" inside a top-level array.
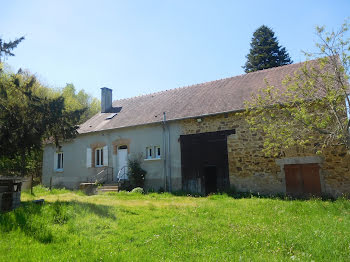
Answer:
[
  {"left": 162, "top": 112, "right": 167, "bottom": 191},
  {"left": 162, "top": 112, "right": 172, "bottom": 192}
]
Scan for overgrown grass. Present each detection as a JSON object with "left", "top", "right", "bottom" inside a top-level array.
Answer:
[{"left": 1, "top": 187, "right": 350, "bottom": 261}]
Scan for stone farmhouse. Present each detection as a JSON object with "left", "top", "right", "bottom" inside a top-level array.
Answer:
[{"left": 42, "top": 60, "right": 350, "bottom": 197}]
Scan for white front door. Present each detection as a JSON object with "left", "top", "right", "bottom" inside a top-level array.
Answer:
[{"left": 117, "top": 148, "right": 128, "bottom": 179}]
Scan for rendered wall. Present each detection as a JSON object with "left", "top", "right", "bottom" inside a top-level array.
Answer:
[{"left": 42, "top": 122, "right": 183, "bottom": 191}]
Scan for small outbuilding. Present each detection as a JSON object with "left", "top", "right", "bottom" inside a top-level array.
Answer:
[{"left": 0, "top": 178, "right": 22, "bottom": 213}]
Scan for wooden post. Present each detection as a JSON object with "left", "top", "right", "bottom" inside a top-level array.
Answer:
[
  {"left": 49, "top": 177, "right": 52, "bottom": 190},
  {"left": 30, "top": 175, "right": 33, "bottom": 195}
]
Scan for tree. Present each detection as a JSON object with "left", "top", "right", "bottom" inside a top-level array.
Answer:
[
  {"left": 0, "top": 36, "right": 25, "bottom": 62},
  {"left": 244, "top": 21, "right": 350, "bottom": 157},
  {"left": 61, "top": 83, "right": 100, "bottom": 123},
  {"left": 243, "top": 25, "right": 292, "bottom": 73},
  {"left": 0, "top": 66, "right": 85, "bottom": 176}
]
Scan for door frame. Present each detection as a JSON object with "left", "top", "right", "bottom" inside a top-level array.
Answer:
[
  {"left": 284, "top": 163, "right": 322, "bottom": 196},
  {"left": 116, "top": 146, "right": 129, "bottom": 180},
  {"left": 276, "top": 156, "right": 325, "bottom": 194},
  {"left": 180, "top": 130, "right": 234, "bottom": 194}
]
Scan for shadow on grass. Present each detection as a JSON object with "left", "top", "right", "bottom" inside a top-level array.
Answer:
[
  {"left": 0, "top": 200, "right": 116, "bottom": 243},
  {"left": 167, "top": 189, "right": 341, "bottom": 202}
]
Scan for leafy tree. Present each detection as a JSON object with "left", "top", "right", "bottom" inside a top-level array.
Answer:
[
  {"left": 0, "top": 36, "right": 25, "bottom": 62},
  {"left": 0, "top": 66, "right": 85, "bottom": 176},
  {"left": 61, "top": 83, "right": 100, "bottom": 123},
  {"left": 244, "top": 21, "right": 350, "bottom": 156},
  {"left": 243, "top": 25, "right": 292, "bottom": 73}
]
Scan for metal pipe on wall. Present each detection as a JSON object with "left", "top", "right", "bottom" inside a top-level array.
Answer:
[
  {"left": 162, "top": 112, "right": 167, "bottom": 191},
  {"left": 167, "top": 122, "right": 171, "bottom": 192}
]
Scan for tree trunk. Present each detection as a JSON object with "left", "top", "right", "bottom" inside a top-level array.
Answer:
[{"left": 20, "top": 150, "right": 26, "bottom": 177}]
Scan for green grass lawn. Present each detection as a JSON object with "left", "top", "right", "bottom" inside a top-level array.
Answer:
[{"left": 1, "top": 186, "right": 350, "bottom": 261}]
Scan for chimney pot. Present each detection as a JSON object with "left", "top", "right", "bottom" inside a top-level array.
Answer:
[{"left": 101, "top": 87, "right": 112, "bottom": 113}]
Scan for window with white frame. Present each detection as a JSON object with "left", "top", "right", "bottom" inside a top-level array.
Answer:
[
  {"left": 95, "top": 148, "right": 104, "bottom": 167},
  {"left": 145, "top": 146, "right": 161, "bottom": 160},
  {"left": 57, "top": 152, "right": 63, "bottom": 170},
  {"left": 146, "top": 146, "right": 153, "bottom": 159},
  {"left": 54, "top": 151, "right": 64, "bottom": 171},
  {"left": 155, "top": 146, "right": 161, "bottom": 159}
]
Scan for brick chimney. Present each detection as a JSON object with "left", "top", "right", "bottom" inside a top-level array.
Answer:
[{"left": 101, "top": 87, "right": 112, "bottom": 113}]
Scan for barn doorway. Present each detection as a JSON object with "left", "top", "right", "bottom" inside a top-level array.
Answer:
[
  {"left": 284, "top": 163, "right": 321, "bottom": 197},
  {"left": 204, "top": 166, "right": 217, "bottom": 194},
  {"left": 180, "top": 129, "right": 235, "bottom": 195}
]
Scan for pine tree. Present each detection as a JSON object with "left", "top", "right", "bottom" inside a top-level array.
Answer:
[
  {"left": 0, "top": 36, "right": 25, "bottom": 62},
  {"left": 243, "top": 25, "right": 292, "bottom": 73}
]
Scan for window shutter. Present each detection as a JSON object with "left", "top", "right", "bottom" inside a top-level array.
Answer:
[
  {"left": 86, "top": 148, "right": 92, "bottom": 168},
  {"left": 53, "top": 152, "right": 58, "bottom": 171},
  {"left": 103, "top": 146, "right": 108, "bottom": 166}
]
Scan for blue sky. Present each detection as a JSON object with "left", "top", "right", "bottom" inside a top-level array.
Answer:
[{"left": 1, "top": 0, "right": 349, "bottom": 100}]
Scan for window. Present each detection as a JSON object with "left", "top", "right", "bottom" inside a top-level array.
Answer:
[
  {"left": 145, "top": 146, "right": 161, "bottom": 160},
  {"left": 95, "top": 148, "right": 104, "bottom": 167},
  {"left": 87, "top": 146, "right": 108, "bottom": 168},
  {"left": 146, "top": 147, "right": 152, "bottom": 159},
  {"left": 155, "top": 146, "right": 161, "bottom": 159},
  {"left": 57, "top": 152, "right": 63, "bottom": 170},
  {"left": 54, "top": 151, "right": 63, "bottom": 172}
]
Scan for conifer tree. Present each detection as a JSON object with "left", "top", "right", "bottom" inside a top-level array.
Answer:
[
  {"left": 243, "top": 25, "right": 292, "bottom": 73},
  {"left": 0, "top": 36, "right": 25, "bottom": 62},
  {"left": 245, "top": 21, "right": 350, "bottom": 156}
]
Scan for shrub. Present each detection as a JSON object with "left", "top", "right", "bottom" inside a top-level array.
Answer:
[
  {"left": 131, "top": 187, "right": 144, "bottom": 194},
  {"left": 128, "top": 154, "right": 147, "bottom": 188}
]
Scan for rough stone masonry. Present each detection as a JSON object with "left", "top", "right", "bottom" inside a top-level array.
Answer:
[{"left": 180, "top": 112, "right": 350, "bottom": 197}]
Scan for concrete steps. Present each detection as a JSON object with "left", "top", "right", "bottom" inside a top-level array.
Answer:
[{"left": 97, "top": 184, "right": 119, "bottom": 193}]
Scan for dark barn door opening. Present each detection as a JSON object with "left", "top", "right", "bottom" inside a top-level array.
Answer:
[
  {"left": 180, "top": 130, "right": 235, "bottom": 195},
  {"left": 204, "top": 166, "right": 217, "bottom": 194}
]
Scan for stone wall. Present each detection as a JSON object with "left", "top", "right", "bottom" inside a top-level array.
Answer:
[{"left": 180, "top": 112, "right": 350, "bottom": 197}]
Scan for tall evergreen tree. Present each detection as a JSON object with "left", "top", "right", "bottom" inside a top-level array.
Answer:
[
  {"left": 243, "top": 25, "right": 292, "bottom": 73},
  {"left": 0, "top": 36, "right": 25, "bottom": 62}
]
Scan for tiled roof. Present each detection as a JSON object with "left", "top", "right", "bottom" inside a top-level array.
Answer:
[{"left": 78, "top": 60, "right": 312, "bottom": 134}]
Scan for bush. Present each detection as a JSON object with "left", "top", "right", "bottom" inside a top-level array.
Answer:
[
  {"left": 128, "top": 154, "right": 147, "bottom": 188},
  {"left": 131, "top": 187, "right": 144, "bottom": 194}
]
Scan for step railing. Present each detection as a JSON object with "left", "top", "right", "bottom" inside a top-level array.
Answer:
[
  {"left": 117, "top": 166, "right": 128, "bottom": 183},
  {"left": 88, "top": 167, "right": 113, "bottom": 184}
]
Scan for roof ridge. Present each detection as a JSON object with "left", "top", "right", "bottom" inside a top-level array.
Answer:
[
  {"left": 114, "top": 88, "right": 170, "bottom": 102},
  {"left": 112, "top": 59, "right": 315, "bottom": 104}
]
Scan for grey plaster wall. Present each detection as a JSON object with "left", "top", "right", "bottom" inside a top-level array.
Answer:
[{"left": 42, "top": 121, "right": 183, "bottom": 191}]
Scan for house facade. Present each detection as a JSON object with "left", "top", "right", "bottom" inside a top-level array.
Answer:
[{"left": 42, "top": 61, "right": 350, "bottom": 197}]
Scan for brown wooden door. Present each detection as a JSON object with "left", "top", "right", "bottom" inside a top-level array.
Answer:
[
  {"left": 301, "top": 164, "right": 321, "bottom": 196},
  {"left": 285, "top": 164, "right": 303, "bottom": 196},
  {"left": 284, "top": 164, "right": 321, "bottom": 197}
]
